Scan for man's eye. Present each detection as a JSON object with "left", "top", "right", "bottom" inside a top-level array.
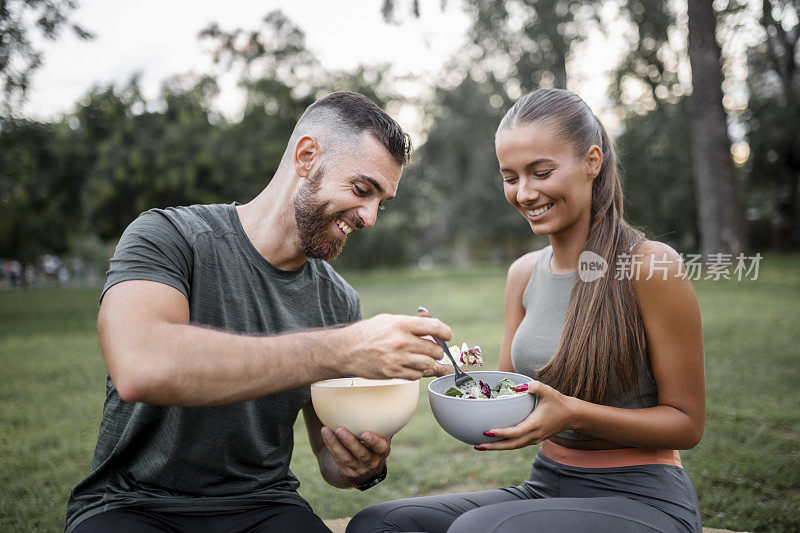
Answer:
[{"left": 354, "top": 186, "right": 367, "bottom": 197}]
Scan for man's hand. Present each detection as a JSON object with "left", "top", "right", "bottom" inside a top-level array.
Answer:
[
  {"left": 416, "top": 307, "right": 456, "bottom": 378},
  {"left": 320, "top": 426, "right": 390, "bottom": 486},
  {"left": 337, "top": 314, "right": 452, "bottom": 380}
]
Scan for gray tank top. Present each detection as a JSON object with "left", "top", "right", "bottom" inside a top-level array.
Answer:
[{"left": 510, "top": 246, "right": 658, "bottom": 440}]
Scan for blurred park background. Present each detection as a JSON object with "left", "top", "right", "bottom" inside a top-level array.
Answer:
[{"left": 1, "top": 0, "right": 799, "bottom": 532}]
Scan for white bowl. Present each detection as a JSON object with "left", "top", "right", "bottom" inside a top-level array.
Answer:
[
  {"left": 310, "top": 377, "right": 420, "bottom": 438},
  {"left": 428, "top": 371, "right": 536, "bottom": 445}
]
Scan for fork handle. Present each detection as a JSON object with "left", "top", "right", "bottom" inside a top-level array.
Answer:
[
  {"left": 417, "top": 306, "right": 469, "bottom": 381},
  {"left": 434, "top": 337, "right": 469, "bottom": 380}
]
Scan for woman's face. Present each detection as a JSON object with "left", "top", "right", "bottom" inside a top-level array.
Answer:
[{"left": 495, "top": 122, "right": 600, "bottom": 237}]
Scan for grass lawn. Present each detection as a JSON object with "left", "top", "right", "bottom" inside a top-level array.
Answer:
[{"left": 1, "top": 257, "right": 798, "bottom": 532}]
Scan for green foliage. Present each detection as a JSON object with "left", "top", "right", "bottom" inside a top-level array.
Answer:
[
  {"left": 83, "top": 76, "right": 223, "bottom": 239},
  {"left": 385, "top": 0, "right": 599, "bottom": 92},
  {"left": 609, "top": 0, "right": 688, "bottom": 111},
  {"left": 403, "top": 76, "right": 538, "bottom": 263},
  {"left": 462, "top": 0, "right": 596, "bottom": 92},
  {"left": 199, "top": 10, "right": 319, "bottom": 84},
  {"left": 2, "top": 259, "right": 800, "bottom": 531},
  {"left": 3, "top": 3, "right": 799, "bottom": 272},
  {"left": 617, "top": 98, "right": 699, "bottom": 251},
  {"left": 742, "top": 0, "right": 800, "bottom": 248},
  {"left": 0, "top": 0, "right": 94, "bottom": 117},
  {"left": 212, "top": 79, "right": 311, "bottom": 203},
  {"left": 0, "top": 119, "right": 85, "bottom": 262}
]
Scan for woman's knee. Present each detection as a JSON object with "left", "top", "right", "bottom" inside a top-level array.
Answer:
[
  {"left": 347, "top": 497, "right": 459, "bottom": 533},
  {"left": 346, "top": 505, "right": 385, "bottom": 533},
  {"left": 447, "top": 504, "right": 549, "bottom": 533},
  {"left": 447, "top": 506, "right": 501, "bottom": 533},
  {"left": 346, "top": 501, "right": 413, "bottom": 533}
]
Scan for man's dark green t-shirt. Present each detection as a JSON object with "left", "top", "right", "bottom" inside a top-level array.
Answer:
[{"left": 65, "top": 203, "right": 361, "bottom": 532}]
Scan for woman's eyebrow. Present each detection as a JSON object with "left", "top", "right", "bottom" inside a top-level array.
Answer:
[
  {"left": 525, "top": 158, "right": 555, "bottom": 170},
  {"left": 500, "top": 158, "right": 555, "bottom": 172}
]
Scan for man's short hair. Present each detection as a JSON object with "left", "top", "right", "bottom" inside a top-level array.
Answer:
[{"left": 297, "top": 91, "right": 412, "bottom": 166}]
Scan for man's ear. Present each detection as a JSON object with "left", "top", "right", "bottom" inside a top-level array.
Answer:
[
  {"left": 585, "top": 145, "right": 603, "bottom": 181},
  {"left": 293, "top": 136, "right": 318, "bottom": 178}
]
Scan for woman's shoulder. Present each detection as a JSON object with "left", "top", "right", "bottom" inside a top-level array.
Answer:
[
  {"left": 629, "top": 240, "right": 689, "bottom": 290},
  {"left": 507, "top": 248, "right": 547, "bottom": 287},
  {"left": 630, "top": 240, "right": 683, "bottom": 271}
]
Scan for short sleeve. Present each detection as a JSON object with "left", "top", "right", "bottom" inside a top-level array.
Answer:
[
  {"left": 349, "top": 291, "right": 362, "bottom": 323},
  {"left": 101, "top": 210, "right": 194, "bottom": 303}
]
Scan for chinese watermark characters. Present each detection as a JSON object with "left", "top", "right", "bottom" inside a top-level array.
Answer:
[{"left": 577, "top": 252, "right": 763, "bottom": 282}]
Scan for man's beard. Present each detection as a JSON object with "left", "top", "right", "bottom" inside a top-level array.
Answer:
[{"left": 293, "top": 166, "right": 358, "bottom": 261}]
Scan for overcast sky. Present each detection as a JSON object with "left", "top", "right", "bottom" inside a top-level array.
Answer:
[{"left": 22, "top": 0, "right": 627, "bottom": 135}]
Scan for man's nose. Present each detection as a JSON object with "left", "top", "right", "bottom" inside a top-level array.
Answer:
[{"left": 357, "top": 202, "right": 379, "bottom": 228}]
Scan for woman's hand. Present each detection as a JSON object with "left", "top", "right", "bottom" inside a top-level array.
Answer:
[{"left": 475, "top": 380, "right": 575, "bottom": 450}]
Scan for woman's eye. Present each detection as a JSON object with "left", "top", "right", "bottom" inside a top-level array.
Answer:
[
  {"left": 535, "top": 170, "right": 553, "bottom": 179},
  {"left": 502, "top": 176, "right": 518, "bottom": 184}
]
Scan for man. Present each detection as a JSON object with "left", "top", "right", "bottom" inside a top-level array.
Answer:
[{"left": 65, "top": 91, "right": 452, "bottom": 532}]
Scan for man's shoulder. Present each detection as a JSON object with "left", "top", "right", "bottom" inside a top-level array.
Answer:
[{"left": 133, "top": 203, "right": 233, "bottom": 240}]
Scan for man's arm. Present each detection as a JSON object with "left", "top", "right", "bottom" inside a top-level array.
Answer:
[{"left": 99, "top": 279, "right": 451, "bottom": 406}]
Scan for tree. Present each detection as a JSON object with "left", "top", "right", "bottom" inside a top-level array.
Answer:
[
  {"left": 745, "top": 0, "right": 799, "bottom": 248},
  {"left": 0, "top": 118, "right": 83, "bottom": 264},
  {"left": 610, "top": 0, "right": 748, "bottom": 255},
  {"left": 687, "top": 0, "right": 745, "bottom": 257},
  {"left": 82, "top": 76, "right": 224, "bottom": 240},
  {"left": 199, "top": 10, "right": 421, "bottom": 268},
  {"left": 0, "top": 0, "right": 93, "bottom": 117},
  {"left": 382, "top": 0, "right": 598, "bottom": 93},
  {"left": 617, "top": 99, "right": 698, "bottom": 251},
  {"left": 609, "top": 0, "right": 690, "bottom": 112},
  {"left": 378, "top": 0, "right": 604, "bottom": 263}
]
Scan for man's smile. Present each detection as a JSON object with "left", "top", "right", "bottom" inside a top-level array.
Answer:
[{"left": 336, "top": 218, "right": 354, "bottom": 235}]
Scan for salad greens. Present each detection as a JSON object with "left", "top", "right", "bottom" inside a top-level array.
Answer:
[
  {"left": 445, "top": 377, "right": 520, "bottom": 399},
  {"left": 439, "top": 343, "right": 483, "bottom": 367}
]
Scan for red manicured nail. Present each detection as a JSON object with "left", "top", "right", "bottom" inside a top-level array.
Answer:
[
  {"left": 483, "top": 431, "right": 495, "bottom": 437},
  {"left": 474, "top": 446, "right": 486, "bottom": 451},
  {"left": 514, "top": 383, "right": 529, "bottom": 392}
]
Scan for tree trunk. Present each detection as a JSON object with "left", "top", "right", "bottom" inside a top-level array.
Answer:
[
  {"left": 772, "top": 163, "right": 799, "bottom": 248},
  {"left": 550, "top": 30, "right": 569, "bottom": 89},
  {"left": 686, "top": 0, "right": 745, "bottom": 257},
  {"left": 761, "top": 0, "right": 800, "bottom": 248}
]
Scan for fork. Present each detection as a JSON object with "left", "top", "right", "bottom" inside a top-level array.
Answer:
[{"left": 417, "top": 306, "right": 478, "bottom": 390}]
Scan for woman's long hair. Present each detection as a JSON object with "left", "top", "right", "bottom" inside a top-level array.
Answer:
[{"left": 498, "top": 89, "right": 647, "bottom": 404}]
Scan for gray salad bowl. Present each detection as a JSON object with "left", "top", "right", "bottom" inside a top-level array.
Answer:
[{"left": 428, "top": 371, "right": 536, "bottom": 445}]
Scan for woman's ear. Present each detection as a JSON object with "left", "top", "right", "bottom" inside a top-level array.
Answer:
[
  {"left": 293, "top": 136, "right": 318, "bottom": 178},
  {"left": 585, "top": 145, "right": 603, "bottom": 181}
]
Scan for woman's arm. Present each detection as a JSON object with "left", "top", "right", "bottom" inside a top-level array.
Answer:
[
  {"left": 483, "top": 241, "right": 706, "bottom": 450},
  {"left": 498, "top": 251, "right": 541, "bottom": 373}
]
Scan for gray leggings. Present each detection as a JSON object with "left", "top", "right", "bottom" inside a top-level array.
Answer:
[{"left": 347, "top": 451, "right": 702, "bottom": 533}]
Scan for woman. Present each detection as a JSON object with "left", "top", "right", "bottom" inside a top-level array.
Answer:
[{"left": 346, "top": 89, "right": 705, "bottom": 533}]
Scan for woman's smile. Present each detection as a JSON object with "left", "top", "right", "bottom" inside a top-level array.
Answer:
[{"left": 525, "top": 202, "right": 554, "bottom": 222}]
